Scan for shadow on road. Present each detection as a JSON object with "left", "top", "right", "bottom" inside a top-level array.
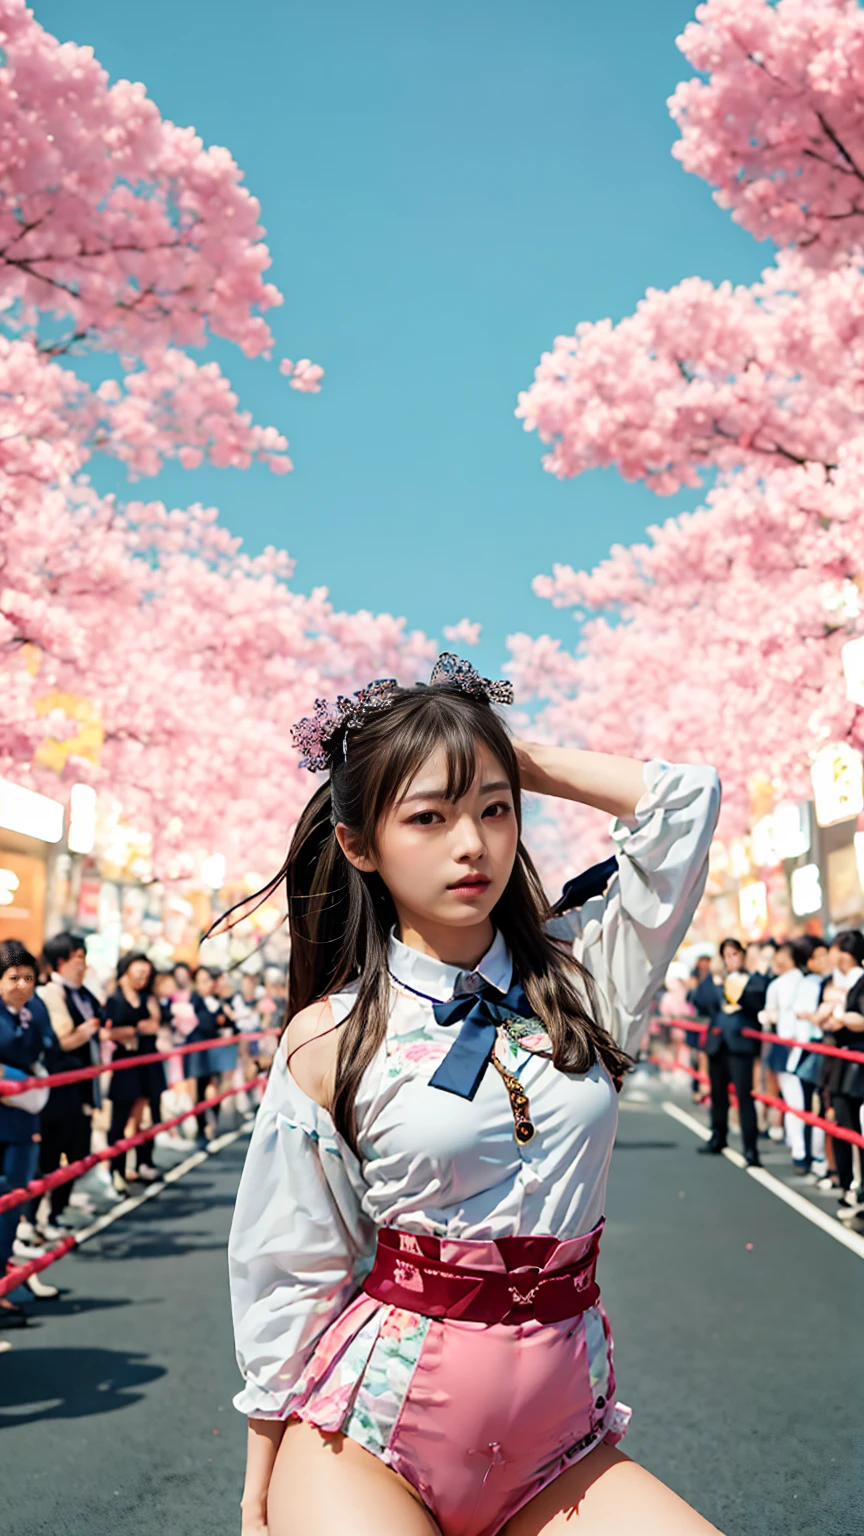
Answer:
[
  {"left": 0, "top": 1347, "right": 166, "bottom": 1428},
  {"left": 82, "top": 1231, "right": 228, "bottom": 1263},
  {"left": 71, "top": 1188, "right": 237, "bottom": 1265},
  {"left": 14, "top": 1295, "right": 136, "bottom": 1321},
  {"left": 613, "top": 1140, "right": 678, "bottom": 1151}
]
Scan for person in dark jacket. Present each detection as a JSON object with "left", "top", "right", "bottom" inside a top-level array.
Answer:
[
  {"left": 102, "top": 952, "right": 159, "bottom": 1195},
  {"left": 690, "top": 936, "right": 769, "bottom": 1166},
  {"left": 818, "top": 930, "right": 864, "bottom": 1219},
  {"left": 37, "top": 933, "right": 102, "bottom": 1221},
  {"left": 0, "top": 940, "right": 52, "bottom": 1324},
  {"left": 188, "top": 966, "right": 236, "bottom": 1146}
]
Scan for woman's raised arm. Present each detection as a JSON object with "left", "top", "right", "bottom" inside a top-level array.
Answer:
[{"left": 512, "top": 741, "right": 647, "bottom": 821}]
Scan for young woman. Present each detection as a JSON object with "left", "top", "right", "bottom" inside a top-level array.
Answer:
[
  {"left": 227, "top": 656, "right": 722, "bottom": 1536},
  {"left": 188, "top": 966, "right": 237, "bottom": 1145},
  {"left": 101, "top": 952, "right": 157, "bottom": 1194}
]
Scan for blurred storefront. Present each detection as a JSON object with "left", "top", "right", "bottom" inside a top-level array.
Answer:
[
  {"left": 47, "top": 796, "right": 219, "bottom": 977},
  {"left": 693, "top": 743, "right": 864, "bottom": 944},
  {"left": 0, "top": 770, "right": 287, "bottom": 977},
  {"left": 0, "top": 778, "right": 65, "bottom": 955}
]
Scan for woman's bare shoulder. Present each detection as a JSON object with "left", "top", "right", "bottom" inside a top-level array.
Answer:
[{"left": 284, "top": 998, "right": 339, "bottom": 1111}]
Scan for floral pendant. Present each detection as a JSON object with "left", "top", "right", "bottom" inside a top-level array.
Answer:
[
  {"left": 489, "top": 1052, "right": 535, "bottom": 1145},
  {"left": 500, "top": 1016, "right": 553, "bottom": 1057}
]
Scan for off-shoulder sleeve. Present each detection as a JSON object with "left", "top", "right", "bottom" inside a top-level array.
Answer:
[
  {"left": 546, "top": 760, "right": 721, "bottom": 1058},
  {"left": 227, "top": 1039, "right": 376, "bottom": 1418}
]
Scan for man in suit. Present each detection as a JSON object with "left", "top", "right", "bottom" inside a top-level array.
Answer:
[
  {"left": 36, "top": 932, "right": 102, "bottom": 1226},
  {"left": 690, "top": 936, "right": 769, "bottom": 1167}
]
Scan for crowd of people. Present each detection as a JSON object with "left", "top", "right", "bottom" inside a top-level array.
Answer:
[
  {"left": 0, "top": 931, "right": 285, "bottom": 1328},
  {"left": 4, "top": 913, "right": 862, "bottom": 1332},
  {"left": 657, "top": 931, "right": 864, "bottom": 1222}
]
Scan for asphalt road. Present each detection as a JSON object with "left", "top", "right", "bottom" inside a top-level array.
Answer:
[{"left": 1, "top": 1083, "right": 862, "bottom": 1536}]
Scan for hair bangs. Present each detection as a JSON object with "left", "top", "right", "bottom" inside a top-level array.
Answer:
[{"left": 365, "top": 692, "right": 517, "bottom": 847}]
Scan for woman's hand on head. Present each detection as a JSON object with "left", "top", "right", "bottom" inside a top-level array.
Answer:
[
  {"left": 510, "top": 738, "right": 542, "bottom": 795},
  {"left": 510, "top": 739, "right": 646, "bottom": 819}
]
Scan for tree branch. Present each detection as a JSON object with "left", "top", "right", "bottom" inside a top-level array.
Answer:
[{"left": 816, "top": 112, "right": 864, "bottom": 184}]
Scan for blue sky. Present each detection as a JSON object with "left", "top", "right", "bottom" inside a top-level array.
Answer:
[{"left": 42, "top": 0, "right": 767, "bottom": 681}]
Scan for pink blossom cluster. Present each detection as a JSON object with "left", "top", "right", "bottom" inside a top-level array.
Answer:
[
  {"left": 279, "top": 358, "right": 325, "bottom": 393},
  {"left": 671, "top": 0, "right": 864, "bottom": 265},
  {"left": 442, "top": 619, "right": 482, "bottom": 646},
  {"left": 0, "top": 1, "right": 439, "bottom": 880},
  {"left": 513, "top": 0, "right": 864, "bottom": 848}
]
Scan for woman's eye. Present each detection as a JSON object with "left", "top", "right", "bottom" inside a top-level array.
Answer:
[
  {"left": 408, "top": 810, "right": 441, "bottom": 826},
  {"left": 483, "top": 801, "right": 512, "bottom": 819}
]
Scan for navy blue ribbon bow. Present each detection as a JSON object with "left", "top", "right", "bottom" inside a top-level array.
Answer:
[
  {"left": 427, "top": 857, "right": 619, "bottom": 1101},
  {"left": 429, "top": 981, "right": 534, "bottom": 1101}
]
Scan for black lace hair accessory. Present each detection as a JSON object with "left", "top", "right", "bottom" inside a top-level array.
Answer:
[{"left": 290, "top": 652, "right": 514, "bottom": 772}]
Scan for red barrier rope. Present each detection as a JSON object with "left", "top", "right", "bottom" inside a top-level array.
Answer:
[
  {"left": 656, "top": 1016, "right": 864, "bottom": 1065},
  {"left": 647, "top": 1052, "right": 864, "bottom": 1149},
  {"left": 0, "top": 1030, "right": 279, "bottom": 1096},
  {"left": 750, "top": 1088, "right": 864, "bottom": 1146},
  {"left": 2, "top": 1233, "right": 77, "bottom": 1296},
  {"left": 741, "top": 1028, "right": 864, "bottom": 1064},
  {"left": 1, "top": 1073, "right": 268, "bottom": 1298}
]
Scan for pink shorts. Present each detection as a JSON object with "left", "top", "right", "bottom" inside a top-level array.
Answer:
[{"left": 288, "top": 1223, "right": 630, "bottom": 1536}]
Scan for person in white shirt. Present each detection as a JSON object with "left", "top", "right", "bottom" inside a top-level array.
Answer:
[
  {"left": 769, "top": 937, "right": 829, "bottom": 1172},
  {"left": 232, "top": 971, "right": 263, "bottom": 1033},
  {"left": 226, "top": 655, "right": 723, "bottom": 1536}
]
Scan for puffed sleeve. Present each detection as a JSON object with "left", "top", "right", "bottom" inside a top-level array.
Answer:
[
  {"left": 546, "top": 760, "right": 721, "bottom": 1058},
  {"left": 228, "top": 1039, "right": 377, "bottom": 1418}
]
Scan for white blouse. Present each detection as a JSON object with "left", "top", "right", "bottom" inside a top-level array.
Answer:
[
  {"left": 769, "top": 968, "right": 823, "bottom": 1074},
  {"left": 228, "top": 759, "right": 720, "bottom": 1417}
]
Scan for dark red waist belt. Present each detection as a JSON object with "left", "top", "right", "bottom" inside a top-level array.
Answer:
[{"left": 362, "top": 1228, "right": 601, "bottom": 1325}]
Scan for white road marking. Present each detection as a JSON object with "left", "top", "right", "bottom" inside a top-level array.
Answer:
[
  {"left": 68, "top": 1120, "right": 254, "bottom": 1252},
  {"left": 662, "top": 1100, "right": 864, "bottom": 1262},
  {"left": 662, "top": 1101, "right": 710, "bottom": 1140}
]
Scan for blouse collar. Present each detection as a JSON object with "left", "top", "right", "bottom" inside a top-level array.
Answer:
[{"left": 388, "top": 926, "right": 513, "bottom": 1003}]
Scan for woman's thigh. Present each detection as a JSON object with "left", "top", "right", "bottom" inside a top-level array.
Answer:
[
  {"left": 502, "top": 1440, "right": 724, "bottom": 1536},
  {"left": 267, "top": 1418, "right": 442, "bottom": 1536}
]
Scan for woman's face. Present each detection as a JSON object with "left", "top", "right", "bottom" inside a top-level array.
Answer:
[
  {"left": 720, "top": 942, "right": 745, "bottom": 973},
  {"left": 195, "top": 968, "right": 214, "bottom": 996},
  {"left": 773, "top": 945, "right": 794, "bottom": 975},
  {"left": 126, "top": 959, "right": 151, "bottom": 992},
  {"left": 339, "top": 743, "right": 519, "bottom": 938},
  {"left": 807, "top": 944, "right": 829, "bottom": 975},
  {"left": 0, "top": 965, "right": 35, "bottom": 1009}
]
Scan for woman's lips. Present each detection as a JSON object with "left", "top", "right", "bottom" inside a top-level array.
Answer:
[{"left": 447, "top": 876, "right": 491, "bottom": 896}]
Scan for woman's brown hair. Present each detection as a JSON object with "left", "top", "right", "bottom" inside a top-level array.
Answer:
[{"left": 254, "top": 682, "right": 630, "bottom": 1155}]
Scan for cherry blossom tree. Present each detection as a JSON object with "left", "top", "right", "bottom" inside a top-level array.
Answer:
[
  {"left": 0, "top": 0, "right": 433, "bottom": 878},
  {"left": 513, "top": 0, "right": 864, "bottom": 839}
]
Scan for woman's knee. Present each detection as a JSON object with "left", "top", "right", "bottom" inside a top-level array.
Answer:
[{"left": 267, "top": 1420, "right": 441, "bottom": 1536}]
